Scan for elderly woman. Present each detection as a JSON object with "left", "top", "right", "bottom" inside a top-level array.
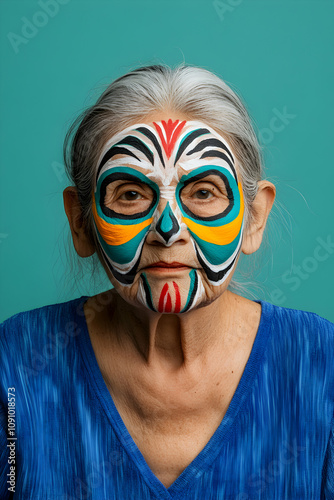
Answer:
[{"left": 0, "top": 65, "right": 333, "bottom": 499}]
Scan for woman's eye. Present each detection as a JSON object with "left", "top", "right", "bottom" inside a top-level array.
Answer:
[
  {"left": 193, "top": 189, "right": 213, "bottom": 200},
  {"left": 119, "top": 190, "right": 143, "bottom": 201}
]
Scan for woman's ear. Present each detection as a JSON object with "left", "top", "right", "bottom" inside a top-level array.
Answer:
[
  {"left": 241, "top": 180, "right": 276, "bottom": 255},
  {"left": 63, "top": 186, "right": 95, "bottom": 257}
]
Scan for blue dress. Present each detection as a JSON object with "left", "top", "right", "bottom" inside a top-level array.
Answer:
[{"left": 0, "top": 295, "right": 333, "bottom": 499}]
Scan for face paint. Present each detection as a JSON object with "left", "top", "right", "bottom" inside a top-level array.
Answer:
[{"left": 91, "top": 119, "right": 244, "bottom": 313}]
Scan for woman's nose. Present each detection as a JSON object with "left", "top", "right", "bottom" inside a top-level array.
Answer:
[{"left": 150, "top": 201, "right": 181, "bottom": 246}]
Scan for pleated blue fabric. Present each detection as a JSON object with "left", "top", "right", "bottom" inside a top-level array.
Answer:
[{"left": 0, "top": 295, "right": 333, "bottom": 499}]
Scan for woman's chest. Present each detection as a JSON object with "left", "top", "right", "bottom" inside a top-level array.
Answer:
[
  {"left": 117, "top": 402, "right": 230, "bottom": 488},
  {"left": 103, "top": 364, "right": 244, "bottom": 488}
]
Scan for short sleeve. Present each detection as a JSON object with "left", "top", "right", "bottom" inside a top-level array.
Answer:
[{"left": 322, "top": 411, "right": 334, "bottom": 499}]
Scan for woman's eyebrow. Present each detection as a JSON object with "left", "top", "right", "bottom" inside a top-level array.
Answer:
[
  {"left": 96, "top": 147, "right": 140, "bottom": 180},
  {"left": 96, "top": 136, "right": 153, "bottom": 181},
  {"left": 186, "top": 138, "right": 237, "bottom": 183},
  {"left": 187, "top": 138, "right": 234, "bottom": 164},
  {"left": 199, "top": 150, "right": 237, "bottom": 183},
  {"left": 114, "top": 136, "right": 154, "bottom": 164}
]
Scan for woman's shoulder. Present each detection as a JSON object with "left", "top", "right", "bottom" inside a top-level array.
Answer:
[
  {"left": 239, "top": 293, "right": 334, "bottom": 337},
  {"left": 258, "top": 299, "right": 334, "bottom": 365},
  {"left": 0, "top": 296, "right": 86, "bottom": 349},
  {"left": 263, "top": 299, "right": 334, "bottom": 332},
  {"left": 0, "top": 296, "right": 88, "bottom": 393}
]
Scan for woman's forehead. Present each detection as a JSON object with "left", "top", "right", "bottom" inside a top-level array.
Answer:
[{"left": 94, "top": 119, "right": 239, "bottom": 189}]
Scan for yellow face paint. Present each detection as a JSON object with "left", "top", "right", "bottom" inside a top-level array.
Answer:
[
  {"left": 91, "top": 119, "right": 245, "bottom": 314},
  {"left": 181, "top": 183, "right": 244, "bottom": 246},
  {"left": 92, "top": 195, "right": 154, "bottom": 247}
]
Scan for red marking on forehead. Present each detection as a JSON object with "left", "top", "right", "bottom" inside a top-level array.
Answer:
[{"left": 153, "top": 119, "right": 186, "bottom": 159}]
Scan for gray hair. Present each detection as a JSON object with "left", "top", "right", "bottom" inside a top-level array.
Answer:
[{"left": 63, "top": 64, "right": 265, "bottom": 295}]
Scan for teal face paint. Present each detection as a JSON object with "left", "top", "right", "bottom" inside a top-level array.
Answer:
[
  {"left": 175, "top": 165, "right": 244, "bottom": 276},
  {"left": 92, "top": 119, "right": 245, "bottom": 313},
  {"left": 92, "top": 167, "right": 159, "bottom": 282}
]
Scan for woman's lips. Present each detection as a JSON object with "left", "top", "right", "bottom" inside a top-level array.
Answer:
[
  {"left": 144, "top": 262, "right": 190, "bottom": 273},
  {"left": 147, "top": 262, "right": 187, "bottom": 268}
]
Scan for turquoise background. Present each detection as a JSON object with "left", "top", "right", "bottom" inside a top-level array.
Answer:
[{"left": 1, "top": 0, "right": 333, "bottom": 322}]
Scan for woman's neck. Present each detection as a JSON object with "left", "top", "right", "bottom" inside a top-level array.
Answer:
[
  {"left": 83, "top": 289, "right": 262, "bottom": 427},
  {"left": 101, "top": 288, "right": 246, "bottom": 371}
]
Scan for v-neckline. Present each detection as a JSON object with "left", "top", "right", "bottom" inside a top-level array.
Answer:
[{"left": 72, "top": 294, "right": 274, "bottom": 499}]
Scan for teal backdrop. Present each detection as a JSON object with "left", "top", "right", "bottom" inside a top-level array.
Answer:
[{"left": 1, "top": 0, "right": 333, "bottom": 322}]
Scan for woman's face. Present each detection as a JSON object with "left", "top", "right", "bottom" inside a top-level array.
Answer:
[{"left": 91, "top": 115, "right": 245, "bottom": 313}]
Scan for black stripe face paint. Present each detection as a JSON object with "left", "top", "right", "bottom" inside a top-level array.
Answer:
[{"left": 92, "top": 119, "right": 244, "bottom": 314}]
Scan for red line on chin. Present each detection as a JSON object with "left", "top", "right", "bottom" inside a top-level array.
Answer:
[
  {"left": 158, "top": 283, "right": 169, "bottom": 312},
  {"left": 165, "top": 292, "right": 172, "bottom": 312},
  {"left": 173, "top": 281, "right": 181, "bottom": 313}
]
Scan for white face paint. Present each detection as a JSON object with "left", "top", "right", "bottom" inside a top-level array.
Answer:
[{"left": 92, "top": 119, "right": 245, "bottom": 313}]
